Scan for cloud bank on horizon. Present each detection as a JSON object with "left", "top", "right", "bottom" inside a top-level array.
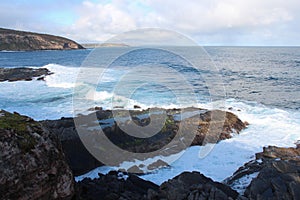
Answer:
[{"left": 1, "top": 0, "right": 299, "bottom": 45}]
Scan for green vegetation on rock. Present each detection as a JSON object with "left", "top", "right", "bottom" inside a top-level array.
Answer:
[{"left": 0, "top": 111, "right": 39, "bottom": 152}]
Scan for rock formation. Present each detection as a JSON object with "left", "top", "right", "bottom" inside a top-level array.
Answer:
[
  {"left": 42, "top": 108, "right": 248, "bottom": 175},
  {"left": 0, "top": 28, "right": 84, "bottom": 51},
  {"left": 75, "top": 171, "right": 159, "bottom": 200},
  {"left": 2, "top": 109, "right": 300, "bottom": 200},
  {"left": 0, "top": 110, "right": 74, "bottom": 199},
  {"left": 225, "top": 145, "right": 300, "bottom": 199},
  {"left": 0, "top": 67, "right": 53, "bottom": 82},
  {"left": 75, "top": 171, "right": 240, "bottom": 200}
]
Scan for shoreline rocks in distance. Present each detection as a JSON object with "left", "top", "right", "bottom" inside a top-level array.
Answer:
[
  {"left": 0, "top": 67, "right": 53, "bottom": 82},
  {"left": 0, "top": 27, "right": 84, "bottom": 51}
]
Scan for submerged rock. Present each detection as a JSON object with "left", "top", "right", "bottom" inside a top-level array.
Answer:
[
  {"left": 0, "top": 67, "right": 53, "bottom": 82},
  {"left": 0, "top": 110, "right": 74, "bottom": 199}
]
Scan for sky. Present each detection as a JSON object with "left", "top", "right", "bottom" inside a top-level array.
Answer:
[{"left": 1, "top": 0, "right": 300, "bottom": 45}]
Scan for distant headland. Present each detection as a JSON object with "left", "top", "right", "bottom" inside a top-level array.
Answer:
[{"left": 0, "top": 28, "right": 84, "bottom": 51}]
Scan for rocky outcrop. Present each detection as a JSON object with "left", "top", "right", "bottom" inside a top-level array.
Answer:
[
  {"left": 4, "top": 109, "right": 300, "bottom": 200},
  {"left": 75, "top": 171, "right": 159, "bottom": 200},
  {"left": 0, "top": 28, "right": 84, "bottom": 51},
  {"left": 225, "top": 145, "right": 300, "bottom": 199},
  {"left": 0, "top": 110, "right": 74, "bottom": 199},
  {"left": 41, "top": 109, "right": 114, "bottom": 176},
  {"left": 42, "top": 108, "right": 247, "bottom": 175},
  {"left": 152, "top": 171, "right": 239, "bottom": 200},
  {"left": 190, "top": 110, "right": 247, "bottom": 146},
  {"left": 75, "top": 171, "right": 239, "bottom": 200},
  {"left": 0, "top": 67, "right": 53, "bottom": 82}
]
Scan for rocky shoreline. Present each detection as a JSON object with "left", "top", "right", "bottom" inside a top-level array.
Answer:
[
  {"left": 75, "top": 143, "right": 300, "bottom": 199},
  {"left": 1, "top": 109, "right": 299, "bottom": 199},
  {"left": 0, "top": 67, "right": 53, "bottom": 82},
  {"left": 42, "top": 107, "right": 247, "bottom": 175}
]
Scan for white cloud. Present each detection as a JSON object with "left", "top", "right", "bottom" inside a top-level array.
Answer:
[
  {"left": 64, "top": 0, "right": 300, "bottom": 45},
  {"left": 68, "top": 0, "right": 137, "bottom": 41},
  {"left": 1, "top": 0, "right": 300, "bottom": 45}
]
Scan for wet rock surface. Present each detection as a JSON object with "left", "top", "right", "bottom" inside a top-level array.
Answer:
[
  {"left": 75, "top": 171, "right": 240, "bottom": 200},
  {"left": 0, "top": 67, "right": 53, "bottom": 82},
  {"left": 2, "top": 110, "right": 300, "bottom": 200},
  {"left": 225, "top": 145, "right": 300, "bottom": 199},
  {"left": 75, "top": 171, "right": 159, "bottom": 200},
  {"left": 0, "top": 110, "right": 74, "bottom": 200},
  {"left": 42, "top": 108, "right": 247, "bottom": 175},
  {"left": 152, "top": 171, "right": 240, "bottom": 200}
]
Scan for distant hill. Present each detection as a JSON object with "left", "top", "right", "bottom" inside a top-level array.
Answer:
[
  {"left": 81, "top": 43, "right": 129, "bottom": 48},
  {"left": 0, "top": 28, "right": 84, "bottom": 51}
]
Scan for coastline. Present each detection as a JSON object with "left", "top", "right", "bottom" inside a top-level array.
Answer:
[{"left": 1, "top": 109, "right": 299, "bottom": 199}]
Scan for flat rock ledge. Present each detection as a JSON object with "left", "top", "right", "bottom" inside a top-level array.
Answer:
[
  {"left": 0, "top": 67, "right": 53, "bottom": 82},
  {"left": 42, "top": 108, "right": 248, "bottom": 175}
]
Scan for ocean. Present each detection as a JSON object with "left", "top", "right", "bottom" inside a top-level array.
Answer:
[{"left": 0, "top": 47, "right": 300, "bottom": 186}]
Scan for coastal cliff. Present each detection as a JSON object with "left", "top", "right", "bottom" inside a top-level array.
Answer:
[
  {"left": 0, "top": 28, "right": 84, "bottom": 51},
  {"left": 0, "top": 110, "right": 74, "bottom": 199},
  {"left": 1, "top": 110, "right": 300, "bottom": 199}
]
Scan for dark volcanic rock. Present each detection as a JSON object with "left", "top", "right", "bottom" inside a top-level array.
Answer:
[
  {"left": 75, "top": 171, "right": 241, "bottom": 200},
  {"left": 0, "top": 27, "right": 84, "bottom": 51},
  {"left": 42, "top": 108, "right": 247, "bottom": 175},
  {"left": 42, "top": 117, "right": 104, "bottom": 176},
  {"left": 0, "top": 67, "right": 53, "bottom": 82},
  {"left": 151, "top": 171, "right": 239, "bottom": 200},
  {"left": 245, "top": 160, "right": 300, "bottom": 200},
  {"left": 226, "top": 145, "right": 300, "bottom": 199},
  {"left": 190, "top": 110, "right": 247, "bottom": 146},
  {"left": 0, "top": 110, "right": 74, "bottom": 199},
  {"left": 75, "top": 171, "right": 159, "bottom": 200}
]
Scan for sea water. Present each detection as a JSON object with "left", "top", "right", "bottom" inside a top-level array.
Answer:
[{"left": 0, "top": 47, "right": 299, "bottom": 185}]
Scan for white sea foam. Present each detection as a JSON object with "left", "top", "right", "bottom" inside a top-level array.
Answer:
[
  {"left": 44, "top": 64, "right": 80, "bottom": 88},
  {"left": 1, "top": 64, "right": 300, "bottom": 191},
  {"left": 229, "top": 172, "right": 259, "bottom": 194},
  {"left": 76, "top": 99, "right": 300, "bottom": 187}
]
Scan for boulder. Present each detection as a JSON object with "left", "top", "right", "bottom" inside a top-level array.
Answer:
[
  {"left": 0, "top": 110, "right": 74, "bottom": 199},
  {"left": 245, "top": 160, "right": 300, "bottom": 199},
  {"left": 151, "top": 171, "right": 239, "bottom": 200},
  {"left": 75, "top": 171, "right": 159, "bottom": 200},
  {"left": 225, "top": 145, "right": 300, "bottom": 199}
]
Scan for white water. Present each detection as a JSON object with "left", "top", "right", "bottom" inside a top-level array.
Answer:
[
  {"left": 1, "top": 64, "right": 300, "bottom": 187},
  {"left": 0, "top": 64, "right": 202, "bottom": 119},
  {"left": 76, "top": 99, "right": 300, "bottom": 185}
]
